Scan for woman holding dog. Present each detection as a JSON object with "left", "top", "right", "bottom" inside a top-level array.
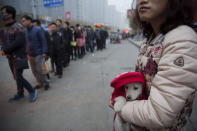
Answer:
[{"left": 119, "top": 0, "right": 197, "bottom": 130}]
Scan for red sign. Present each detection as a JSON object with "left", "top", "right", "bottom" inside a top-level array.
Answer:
[{"left": 65, "top": 12, "right": 71, "bottom": 20}]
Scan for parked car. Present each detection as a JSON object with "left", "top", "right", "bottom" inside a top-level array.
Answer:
[{"left": 110, "top": 32, "right": 121, "bottom": 43}]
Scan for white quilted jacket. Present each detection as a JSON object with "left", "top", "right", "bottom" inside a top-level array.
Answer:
[{"left": 121, "top": 25, "right": 197, "bottom": 130}]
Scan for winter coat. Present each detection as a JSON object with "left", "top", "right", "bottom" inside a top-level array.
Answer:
[
  {"left": 86, "top": 29, "right": 94, "bottom": 42},
  {"left": 48, "top": 31, "right": 64, "bottom": 55},
  {"left": 45, "top": 31, "right": 52, "bottom": 56},
  {"left": 120, "top": 25, "right": 197, "bottom": 131},
  {"left": 63, "top": 28, "right": 72, "bottom": 45},
  {"left": 26, "top": 25, "right": 48, "bottom": 57},
  {"left": 75, "top": 30, "right": 83, "bottom": 39},
  {"left": 1, "top": 22, "right": 27, "bottom": 58},
  {"left": 100, "top": 29, "right": 108, "bottom": 40}
]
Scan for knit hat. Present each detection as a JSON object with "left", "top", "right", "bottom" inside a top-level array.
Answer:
[{"left": 110, "top": 72, "right": 148, "bottom": 106}]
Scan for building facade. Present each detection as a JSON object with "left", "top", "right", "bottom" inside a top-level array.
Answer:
[{"left": 1, "top": 0, "right": 128, "bottom": 28}]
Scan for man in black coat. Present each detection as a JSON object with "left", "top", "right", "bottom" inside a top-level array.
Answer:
[
  {"left": 48, "top": 23, "right": 64, "bottom": 78},
  {"left": 62, "top": 21, "right": 72, "bottom": 67},
  {"left": 56, "top": 19, "right": 68, "bottom": 67},
  {"left": 86, "top": 26, "right": 95, "bottom": 53},
  {"left": 100, "top": 28, "right": 109, "bottom": 49}
]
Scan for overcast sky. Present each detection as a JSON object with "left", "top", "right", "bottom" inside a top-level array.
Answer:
[
  {"left": 108, "top": 0, "right": 134, "bottom": 13},
  {"left": 107, "top": 0, "right": 135, "bottom": 28}
]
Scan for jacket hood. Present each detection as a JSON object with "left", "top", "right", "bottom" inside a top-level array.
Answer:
[{"left": 164, "top": 25, "right": 197, "bottom": 44}]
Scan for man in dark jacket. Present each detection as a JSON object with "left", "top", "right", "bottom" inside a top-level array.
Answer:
[
  {"left": 56, "top": 19, "right": 70, "bottom": 67},
  {"left": 86, "top": 26, "right": 95, "bottom": 53},
  {"left": 0, "top": 5, "right": 37, "bottom": 102},
  {"left": 62, "top": 21, "right": 72, "bottom": 67},
  {"left": 48, "top": 23, "right": 63, "bottom": 78},
  {"left": 21, "top": 15, "right": 50, "bottom": 90},
  {"left": 100, "top": 28, "right": 109, "bottom": 49},
  {"left": 95, "top": 29, "right": 102, "bottom": 50}
]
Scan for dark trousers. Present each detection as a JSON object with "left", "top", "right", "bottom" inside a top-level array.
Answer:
[
  {"left": 100, "top": 39, "right": 105, "bottom": 49},
  {"left": 77, "top": 46, "right": 85, "bottom": 58},
  {"left": 50, "top": 56, "right": 55, "bottom": 72},
  {"left": 86, "top": 40, "right": 94, "bottom": 53},
  {"left": 53, "top": 52, "right": 63, "bottom": 76},
  {"left": 8, "top": 57, "right": 34, "bottom": 95},
  {"left": 65, "top": 46, "right": 71, "bottom": 65},
  {"left": 81, "top": 46, "right": 86, "bottom": 56},
  {"left": 71, "top": 46, "right": 77, "bottom": 60},
  {"left": 103, "top": 39, "right": 107, "bottom": 49},
  {"left": 96, "top": 39, "right": 102, "bottom": 50}
]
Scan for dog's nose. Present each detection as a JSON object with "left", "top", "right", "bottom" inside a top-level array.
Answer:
[{"left": 126, "top": 96, "right": 131, "bottom": 101}]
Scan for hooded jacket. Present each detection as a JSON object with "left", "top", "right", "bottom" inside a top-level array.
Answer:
[{"left": 120, "top": 25, "right": 197, "bottom": 130}]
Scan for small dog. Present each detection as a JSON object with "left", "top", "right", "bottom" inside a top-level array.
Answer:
[{"left": 109, "top": 72, "right": 148, "bottom": 131}]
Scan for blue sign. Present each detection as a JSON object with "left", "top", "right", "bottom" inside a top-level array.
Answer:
[{"left": 43, "top": 0, "right": 64, "bottom": 8}]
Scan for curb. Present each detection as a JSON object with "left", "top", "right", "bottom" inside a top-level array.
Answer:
[{"left": 127, "top": 39, "right": 141, "bottom": 49}]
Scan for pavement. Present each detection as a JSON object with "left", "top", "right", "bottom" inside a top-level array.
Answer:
[
  {"left": 0, "top": 40, "right": 139, "bottom": 131},
  {"left": 127, "top": 38, "right": 142, "bottom": 48}
]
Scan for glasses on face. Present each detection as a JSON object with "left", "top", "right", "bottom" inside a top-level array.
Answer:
[{"left": 21, "top": 19, "right": 26, "bottom": 23}]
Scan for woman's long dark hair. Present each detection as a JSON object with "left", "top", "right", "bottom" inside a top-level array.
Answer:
[{"left": 134, "top": 0, "right": 196, "bottom": 39}]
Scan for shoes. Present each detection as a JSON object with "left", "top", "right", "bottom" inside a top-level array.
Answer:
[
  {"left": 58, "top": 75, "right": 62, "bottom": 79},
  {"left": 9, "top": 91, "right": 37, "bottom": 102},
  {"left": 44, "top": 84, "right": 50, "bottom": 90},
  {"left": 9, "top": 94, "right": 24, "bottom": 102},
  {"left": 29, "top": 90, "right": 38, "bottom": 102},
  {"left": 35, "top": 85, "right": 42, "bottom": 89},
  {"left": 63, "top": 64, "right": 69, "bottom": 68}
]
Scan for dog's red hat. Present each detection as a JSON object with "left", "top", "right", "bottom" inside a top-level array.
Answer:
[
  {"left": 110, "top": 72, "right": 145, "bottom": 89},
  {"left": 109, "top": 72, "right": 147, "bottom": 106}
]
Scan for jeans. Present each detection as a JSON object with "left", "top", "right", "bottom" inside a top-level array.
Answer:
[
  {"left": 15, "top": 69, "right": 34, "bottom": 95},
  {"left": 7, "top": 56, "right": 34, "bottom": 95},
  {"left": 28, "top": 55, "right": 49, "bottom": 87}
]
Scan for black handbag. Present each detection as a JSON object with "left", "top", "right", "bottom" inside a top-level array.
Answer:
[{"left": 15, "top": 57, "right": 29, "bottom": 70}]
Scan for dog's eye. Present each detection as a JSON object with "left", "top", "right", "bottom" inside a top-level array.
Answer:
[
  {"left": 124, "top": 85, "right": 128, "bottom": 89},
  {"left": 134, "top": 86, "right": 138, "bottom": 90}
]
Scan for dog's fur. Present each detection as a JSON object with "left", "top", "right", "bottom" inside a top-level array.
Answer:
[{"left": 113, "top": 82, "right": 143, "bottom": 131}]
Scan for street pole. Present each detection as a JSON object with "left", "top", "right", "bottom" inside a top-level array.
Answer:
[
  {"left": 131, "top": 0, "right": 135, "bottom": 9},
  {"left": 32, "top": 0, "right": 37, "bottom": 19}
]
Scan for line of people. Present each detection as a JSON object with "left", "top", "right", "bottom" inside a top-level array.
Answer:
[{"left": 0, "top": 5, "right": 109, "bottom": 102}]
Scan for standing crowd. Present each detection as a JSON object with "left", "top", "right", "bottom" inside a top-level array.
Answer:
[{"left": 0, "top": 5, "right": 108, "bottom": 102}]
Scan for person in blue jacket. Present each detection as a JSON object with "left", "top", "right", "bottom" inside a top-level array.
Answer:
[{"left": 21, "top": 15, "right": 50, "bottom": 90}]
